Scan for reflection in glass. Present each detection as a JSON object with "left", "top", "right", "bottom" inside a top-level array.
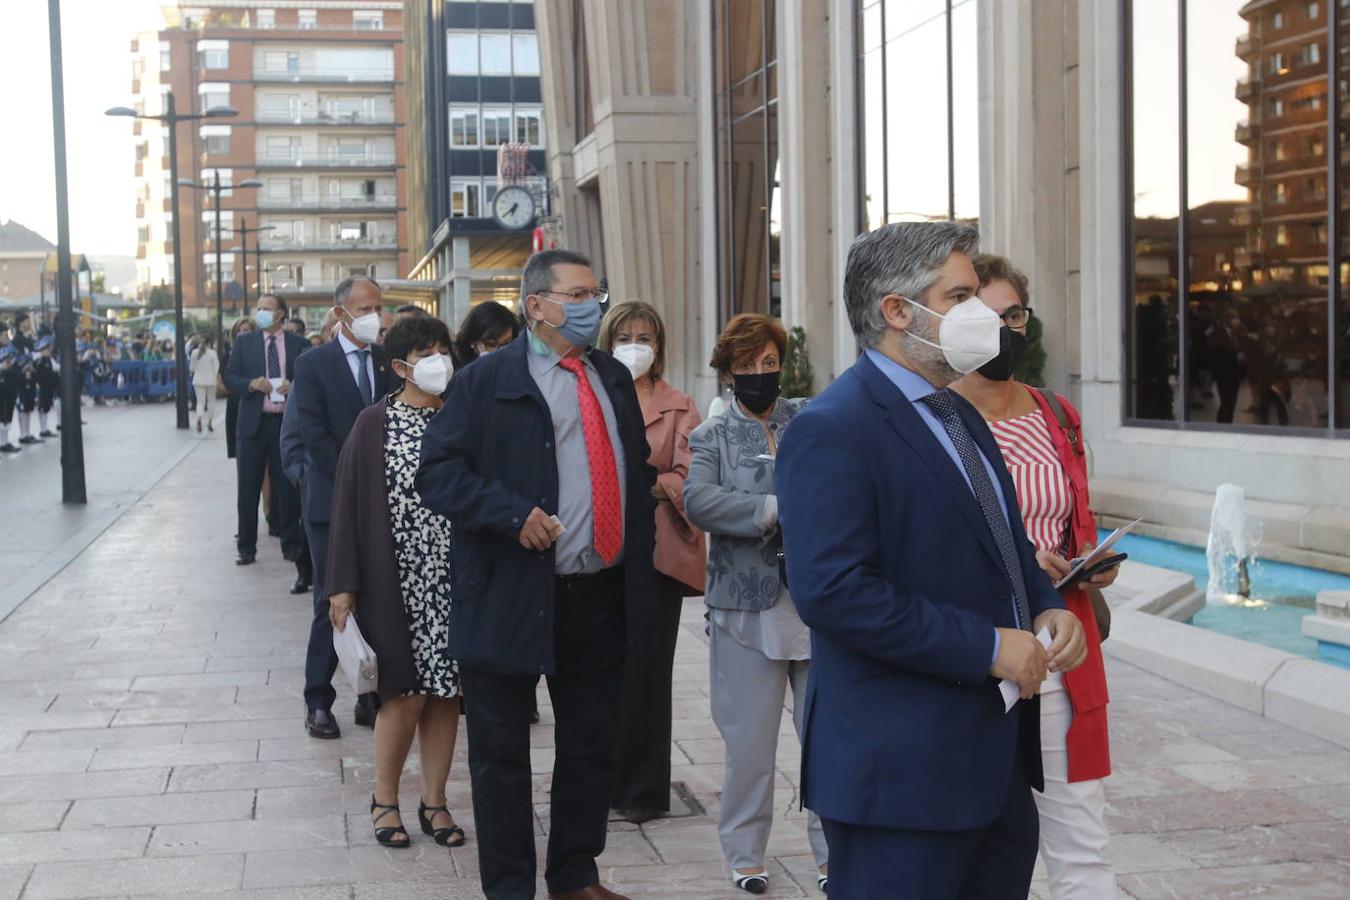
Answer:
[{"left": 1129, "top": 0, "right": 1181, "bottom": 421}]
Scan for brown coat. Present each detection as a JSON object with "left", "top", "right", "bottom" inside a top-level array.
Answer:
[
  {"left": 325, "top": 399, "right": 420, "bottom": 700},
  {"left": 644, "top": 379, "right": 706, "bottom": 595}
]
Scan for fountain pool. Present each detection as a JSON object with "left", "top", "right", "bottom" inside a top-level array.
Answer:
[{"left": 1102, "top": 530, "right": 1350, "bottom": 668}]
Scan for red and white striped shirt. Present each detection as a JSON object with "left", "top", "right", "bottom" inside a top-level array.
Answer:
[{"left": 988, "top": 409, "right": 1073, "bottom": 556}]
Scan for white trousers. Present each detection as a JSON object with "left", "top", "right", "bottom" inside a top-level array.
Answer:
[
  {"left": 194, "top": 386, "right": 215, "bottom": 423},
  {"left": 1035, "top": 686, "right": 1116, "bottom": 899}
]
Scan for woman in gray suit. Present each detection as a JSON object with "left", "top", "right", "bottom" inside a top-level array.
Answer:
[{"left": 685, "top": 313, "right": 828, "bottom": 896}]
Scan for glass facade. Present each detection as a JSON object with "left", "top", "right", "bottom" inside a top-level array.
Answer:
[
  {"left": 1126, "top": 0, "right": 1348, "bottom": 432},
  {"left": 713, "top": 0, "right": 780, "bottom": 322},
  {"left": 855, "top": 0, "right": 981, "bottom": 231}
]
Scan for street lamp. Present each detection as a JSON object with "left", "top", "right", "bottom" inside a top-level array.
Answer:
[
  {"left": 234, "top": 219, "right": 277, "bottom": 307},
  {"left": 105, "top": 93, "right": 238, "bottom": 429},
  {"left": 178, "top": 174, "right": 262, "bottom": 349}
]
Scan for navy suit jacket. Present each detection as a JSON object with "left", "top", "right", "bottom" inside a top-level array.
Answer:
[
  {"left": 221, "top": 329, "right": 308, "bottom": 440},
  {"left": 415, "top": 333, "right": 658, "bottom": 675},
  {"left": 775, "top": 353, "right": 1063, "bottom": 833},
  {"left": 290, "top": 338, "right": 391, "bottom": 524}
]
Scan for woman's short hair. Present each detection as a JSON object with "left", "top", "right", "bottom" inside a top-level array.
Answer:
[
  {"left": 598, "top": 301, "right": 667, "bottom": 380},
  {"left": 453, "top": 301, "right": 520, "bottom": 367},
  {"left": 971, "top": 254, "right": 1031, "bottom": 308},
  {"left": 710, "top": 313, "right": 787, "bottom": 378},
  {"left": 384, "top": 315, "right": 452, "bottom": 372}
]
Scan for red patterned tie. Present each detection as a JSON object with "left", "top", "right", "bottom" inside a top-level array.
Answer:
[{"left": 558, "top": 356, "right": 622, "bottom": 565}]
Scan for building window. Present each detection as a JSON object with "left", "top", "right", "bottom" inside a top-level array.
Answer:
[
  {"left": 1124, "top": 0, "right": 1341, "bottom": 432},
  {"left": 512, "top": 34, "right": 540, "bottom": 75},
  {"left": 515, "top": 108, "right": 542, "bottom": 146},
  {"left": 480, "top": 34, "right": 512, "bottom": 75},
  {"left": 448, "top": 32, "right": 479, "bottom": 75},
  {"left": 451, "top": 179, "right": 481, "bottom": 218},
  {"left": 481, "top": 108, "right": 513, "bottom": 146},
  {"left": 200, "top": 125, "right": 231, "bottom": 156},
  {"left": 298, "top": 9, "right": 318, "bottom": 30},
  {"left": 1309, "top": 1, "right": 1320, "bottom": 18},
  {"left": 256, "top": 8, "right": 275, "bottom": 29},
  {"left": 450, "top": 107, "right": 479, "bottom": 146},
  {"left": 197, "top": 82, "right": 230, "bottom": 112},
  {"left": 198, "top": 40, "right": 228, "bottom": 69},
  {"left": 265, "top": 135, "right": 301, "bottom": 161},
  {"left": 353, "top": 10, "right": 383, "bottom": 31},
  {"left": 854, "top": 0, "right": 981, "bottom": 234},
  {"left": 159, "top": 40, "right": 172, "bottom": 71},
  {"left": 1270, "top": 51, "right": 1287, "bottom": 74}
]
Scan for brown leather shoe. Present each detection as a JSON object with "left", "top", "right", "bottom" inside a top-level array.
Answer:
[{"left": 548, "top": 885, "right": 630, "bottom": 900}]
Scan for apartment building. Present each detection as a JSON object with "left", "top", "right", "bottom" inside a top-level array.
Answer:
[
  {"left": 127, "top": 1, "right": 407, "bottom": 316},
  {"left": 405, "top": 0, "right": 545, "bottom": 325}
]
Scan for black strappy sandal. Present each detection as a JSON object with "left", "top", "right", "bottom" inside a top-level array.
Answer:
[
  {"left": 369, "top": 796, "right": 410, "bottom": 848},
  {"left": 418, "top": 799, "right": 467, "bottom": 848}
]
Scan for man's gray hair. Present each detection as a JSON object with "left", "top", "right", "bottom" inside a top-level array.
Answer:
[
  {"left": 843, "top": 222, "right": 980, "bottom": 348},
  {"left": 334, "top": 275, "right": 382, "bottom": 306},
  {"left": 520, "top": 249, "right": 593, "bottom": 306}
]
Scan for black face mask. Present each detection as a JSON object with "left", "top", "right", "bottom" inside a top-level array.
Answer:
[
  {"left": 732, "top": 371, "right": 782, "bottom": 415},
  {"left": 977, "top": 327, "right": 1028, "bottom": 381}
]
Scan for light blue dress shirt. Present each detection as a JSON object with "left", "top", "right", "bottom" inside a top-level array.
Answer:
[{"left": 865, "top": 349, "right": 1014, "bottom": 663}]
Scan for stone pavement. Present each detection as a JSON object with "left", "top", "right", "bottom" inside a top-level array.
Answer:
[
  {"left": 2, "top": 436, "right": 1350, "bottom": 899},
  {"left": 0, "top": 401, "right": 201, "bottom": 622}
]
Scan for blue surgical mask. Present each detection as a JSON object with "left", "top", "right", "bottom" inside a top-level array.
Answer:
[
  {"left": 254, "top": 310, "right": 275, "bottom": 330},
  {"left": 538, "top": 296, "right": 603, "bottom": 349}
]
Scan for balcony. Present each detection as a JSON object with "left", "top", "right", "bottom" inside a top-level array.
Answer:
[
  {"left": 255, "top": 153, "right": 397, "bottom": 169},
  {"left": 1235, "top": 163, "right": 1256, "bottom": 186},
  {"left": 255, "top": 193, "right": 398, "bottom": 211},
  {"left": 1236, "top": 76, "right": 1259, "bottom": 101},
  {"left": 259, "top": 236, "right": 398, "bottom": 252},
  {"left": 1236, "top": 34, "right": 1253, "bottom": 60},
  {"left": 254, "top": 109, "right": 396, "bottom": 125},
  {"left": 1235, "top": 121, "right": 1257, "bottom": 144},
  {"left": 253, "top": 67, "right": 395, "bottom": 84},
  {"left": 1234, "top": 207, "right": 1253, "bottom": 226}
]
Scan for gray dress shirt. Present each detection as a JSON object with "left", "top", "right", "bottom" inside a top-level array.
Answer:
[{"left": 527, "top": 335, "right": 628, "bottom": 575}]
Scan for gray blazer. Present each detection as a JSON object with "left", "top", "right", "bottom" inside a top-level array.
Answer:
[{"left": 685, "top": 397, "right": 807, "bottom": 611}]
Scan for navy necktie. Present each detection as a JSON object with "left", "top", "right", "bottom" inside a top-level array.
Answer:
[
  {"left": 265, "top": 333, "right": 280, "bottom": 379},
  {"left": 919, "top": 389, "right": 1033, "bottom": 632},
  {"left": 356, "top": 348, "right": 372, "bottom": 404}
]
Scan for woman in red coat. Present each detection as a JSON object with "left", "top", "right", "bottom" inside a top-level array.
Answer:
[{"left": 953, "top": 254, "right": 1117, "bottom": 899}]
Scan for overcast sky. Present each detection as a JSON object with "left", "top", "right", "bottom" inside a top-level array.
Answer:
[{"left": 0, "top": 0, "right": 164, "bottom": 256}]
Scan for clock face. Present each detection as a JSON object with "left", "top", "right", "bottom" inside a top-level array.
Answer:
[{"left": 493, "top": 186, "right": 536, "bottom": 230}]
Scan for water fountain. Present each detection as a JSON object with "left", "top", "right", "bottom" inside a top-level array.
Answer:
[{"left": 1205, "top": 483, "right": 1260, "bottom": 606}]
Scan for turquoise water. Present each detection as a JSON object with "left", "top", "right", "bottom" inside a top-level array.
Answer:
[{"left": 1102, "top": 530, "right": 1350, "bottom": 666}]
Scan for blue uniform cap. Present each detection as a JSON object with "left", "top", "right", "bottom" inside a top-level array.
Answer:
[{"left": 35, "top": 335, "right": 55, "bottom": 352}]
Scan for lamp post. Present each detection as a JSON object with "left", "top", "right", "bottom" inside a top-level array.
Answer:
[
  {"left": 105, "top": 95, "right": 239, "bottom": 430},
  {"left": 177, "top": 174, "right": 262, "bottom": 349},
  {"left": 47, "top": 0, "right": 86, "bottom": 503},
  {"left": 234, "top": 220, "right": 277, "bottom": 307}
]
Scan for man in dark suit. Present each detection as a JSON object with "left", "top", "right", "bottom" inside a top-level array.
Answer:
[
  {"left": 292, "top": 276, "right": 391, "bottom": 740},
  {"left": 775, "top": 222, "right": 1087, "bottom": 900},
  {"left": 417, "top": 250, "right": 656, "bottom": 900},
  {"left": 222, "top": 294, "right": 308, "bottom": 567}
]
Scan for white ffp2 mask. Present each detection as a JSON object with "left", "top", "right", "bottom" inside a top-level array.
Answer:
[
  {"left": 347, "top": 312, "right": 381, "bottom": 344},
  {"left": 405, "top": 353, "right": 453, "bottom": 395},
  {"left": 612, "top": 343, "right": 655, "bottom": 379},
  {"left": 903, "top": 296, "right": 1002, "bottom": 374}
]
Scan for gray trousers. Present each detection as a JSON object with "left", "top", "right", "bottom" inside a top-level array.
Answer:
[{"left": 709, "top": 622, "right": 829, "bottom": 871}]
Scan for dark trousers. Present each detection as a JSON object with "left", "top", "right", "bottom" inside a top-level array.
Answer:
[
  {"left": 821, "top": 749, "right": 1039, "bottom": 900},
  {"left": 0, "top": 385, "right": 15, "bottom": 424},
  {"left": 293, "top": 522, "right": 313, "bottom": 584},
  {"left": 303, "top": 518, "right": 338, "bottom": 712},
  {"left": 462, "top": 569, "right": 627, "bottom": 900},
  {"left": 612, "top": 575, "right": 685, "bottom": 812},
  {"left": 235, "top": 414, "right": 299, "bottom": 556},
  {"left": 225, "top": 395, "right": 239, "bottom": 458}
]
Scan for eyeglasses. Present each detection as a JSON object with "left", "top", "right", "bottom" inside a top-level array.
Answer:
[
  {"left": 1000, "top": 306, "right": 1032, "bottom": 328},
  {"left": 539, "top": 288, "right": 609, "bottom": 305}
]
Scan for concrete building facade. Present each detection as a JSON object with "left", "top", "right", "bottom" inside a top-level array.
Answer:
[
  {"left": 127, "top": 1, "right": 407, "bottom": 319},
  {"left": 534, "top": 0, "right": 1350, "bottom": 565}
]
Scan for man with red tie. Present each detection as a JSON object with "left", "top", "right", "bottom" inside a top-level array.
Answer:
[{"left": 417, "top": 250, "right": 657, "bottom": 900}]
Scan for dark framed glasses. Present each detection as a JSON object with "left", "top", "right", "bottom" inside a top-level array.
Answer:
[{"left": 1000, "top": 306, "right": 1032, "bottom": 328}]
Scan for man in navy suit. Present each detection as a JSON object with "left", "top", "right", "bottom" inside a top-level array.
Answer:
[
  {"left": 222, "top": 294, "right": 308, "bottom": 567},
  {"left": 776, "top": 222, "right": 1087, "bottom": 899},
  {"left": 291, "top": 276, "right": 391, "bottom": 739}
]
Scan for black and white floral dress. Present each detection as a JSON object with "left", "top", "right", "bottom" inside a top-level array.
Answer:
[{"left": 385, "top": 396, "right": 459, "bottom": 698}]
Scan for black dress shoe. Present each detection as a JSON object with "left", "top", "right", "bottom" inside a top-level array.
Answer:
[
  {"left": 235, "top": 552, "right": 256, "bottom": 566},
  {"left": 354, "top": 697, "right": 380, "bottom": 728},
  {"left": 19, "top": 436, "right": 39, "bottom": 445},
  {"left": 0, "top": 444, "right": 19, "bottom": 453},
  {"left": 289, "top": 577, "right": 312, "bottom": 595},
  {"left": 39, "top": 430, "right": 57, "bottom": 438},
  {"left": 306, "top": 709, "right": 340, "bottom": 739}
]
